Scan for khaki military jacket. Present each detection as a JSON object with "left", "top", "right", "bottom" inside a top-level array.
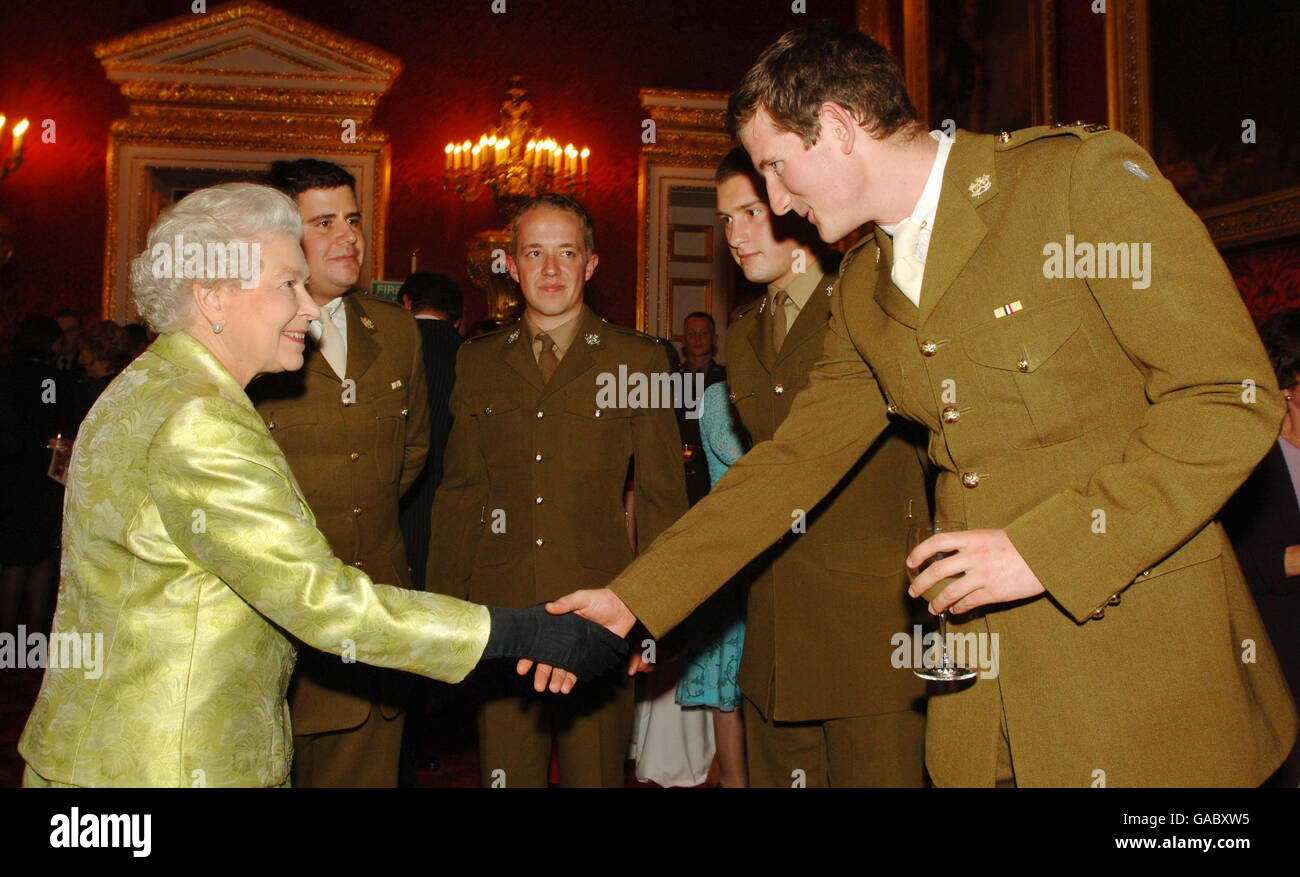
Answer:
[
  {"left": 727, "top": 268, "right": 928, "bottom": 721},
  {"left": 611, "top": 127, "right": 1297, "bottom": 786},
  {"left": 250, "top": 293, "right": 431, "bottom": 734},
  {"left": 427, "top": 306, "right": 687, "bottom": 607}
]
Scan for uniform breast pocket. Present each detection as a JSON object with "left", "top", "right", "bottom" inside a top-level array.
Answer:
[
  {"left": 562, "top": 391, "right": 632, "bottom": 469},
  {"left": 262, "top": 406, "right": 320, "bottom": 474},
  {"left": 960, "top": 296, "right": 1105, "bottom": 449},
  {"left": 726, "top": 380, "right": 759, "bottom": 432},
  {"left": 371, "top": 385, "right": 411, "bottom": 485},
  {"left": 467, "top": 389, "right": 525, "bottom": 469}
]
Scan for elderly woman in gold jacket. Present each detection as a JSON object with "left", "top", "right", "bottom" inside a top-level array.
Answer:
[{"left": 19, "top": 183, "right": 623, "bottom": 787}]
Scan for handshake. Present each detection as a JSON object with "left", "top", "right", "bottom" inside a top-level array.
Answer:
[{"left": 482, "top": 589, "right": 640, "bottom": 695}]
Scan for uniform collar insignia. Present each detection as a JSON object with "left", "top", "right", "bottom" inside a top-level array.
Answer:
[
  {"left": 969, "top": 174, "right": 992, "bottom": 197},
  {"left": 359, "top": 315, "right": 376, "bottom": 331},
  {"left": 585, "top": 333, "right": 600, "bottom": 346},
  {"left": 506, "top": 328, "right": 520, "bottom": 345}
]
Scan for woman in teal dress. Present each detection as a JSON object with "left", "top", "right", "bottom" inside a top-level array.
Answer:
[{"left": 676, "top": 380, "right": 748, "bottom": 786}]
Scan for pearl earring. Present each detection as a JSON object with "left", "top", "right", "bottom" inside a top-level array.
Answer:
[{"left": 212, "top": 322, "right": 224, "bottom": 334}]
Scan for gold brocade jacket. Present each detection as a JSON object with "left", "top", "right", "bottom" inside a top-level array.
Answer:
[
  {"left": 19, "top": 332, "right": 488, "bottom": 787},
  {"left": 610, "top": 127, "right": 1297, "bottom": 786}
]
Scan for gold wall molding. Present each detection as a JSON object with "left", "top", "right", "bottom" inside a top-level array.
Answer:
[{"left": 95, "top": 0, "right": 399, "bottom": 322}]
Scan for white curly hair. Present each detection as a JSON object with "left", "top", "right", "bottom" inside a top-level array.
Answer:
[{"left": 129, "top": 182, "right": 302, "bottom": 333}]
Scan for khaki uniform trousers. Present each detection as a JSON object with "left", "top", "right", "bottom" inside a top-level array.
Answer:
[
  {"left": 477, "top": 672, "right": 634, "bottom": 788},
  {"left": 743, "top": 697, "right": 926, "bottom": 788},
  {"left": 292, "top": 708, "right": 406, "bottom": 788}
]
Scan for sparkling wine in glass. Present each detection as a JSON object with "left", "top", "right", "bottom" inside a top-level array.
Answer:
[{"left": 907, "top": 519, "right": 977, "bottom": 683}]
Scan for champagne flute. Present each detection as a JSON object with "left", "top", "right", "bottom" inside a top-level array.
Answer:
[{"left": 907, "top": 518, "right": 977, "bottom": 683}]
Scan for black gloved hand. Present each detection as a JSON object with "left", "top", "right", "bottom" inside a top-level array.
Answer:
[{"left": 482, "top": 604, "right": 629, "bottom": 681}]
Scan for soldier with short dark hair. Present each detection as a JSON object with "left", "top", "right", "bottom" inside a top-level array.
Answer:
[{"left": 252, "top": 158, "right": 431, "bottom": 788}]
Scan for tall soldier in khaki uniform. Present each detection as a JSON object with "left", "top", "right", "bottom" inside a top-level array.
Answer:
[
  {"left": 715, "top": 148, "right": 928, "bottom": 787},
  {"left": 543, "top": 26, "right": 1297, "bottom": 786},
  {"left": 251, "top": 160, "right": 430, "bottom": 787},
  {"left": 428, "top": 194, "right": 687, "bottom": 787}
]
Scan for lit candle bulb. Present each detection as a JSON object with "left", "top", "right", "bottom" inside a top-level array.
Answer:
[
  {"left": 471, "top": 144, "right": 481, "bottom": 170},
  {"left": 498, "top": 138, "right": 509, "bottom": 165},
  {"left": 580, "top": 147, "right": 590, "bottom": 176},
  {"left": 445, "top": 143, "right": 454, "bottom": 171},
  {"left": 453, "top": 145, "right": 462, "bottom": 170},
  {"left": 11, "top": 119, "right": 27, "bottom": 155}
]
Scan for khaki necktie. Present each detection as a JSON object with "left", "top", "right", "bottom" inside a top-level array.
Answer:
[
  {"left": 891, "top": 218, "right": 925, "bottom": 306},
  {"left": 772, "top": 290, "right": 789, "bottom": 354},
  {"left": 536, "top": 332, "right": 558, "bottom": 383},
  {"left": 316, "top": 302, "right": 347, "bottom": 380}
]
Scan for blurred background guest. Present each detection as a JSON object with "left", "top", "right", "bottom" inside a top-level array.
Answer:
[
  {"left": 123, "top": 322, "right": 154, "bottom": 361},
  {"left": 1221, "top": 305, "right": 1300, "bottom": 787},
  {"left": 0, "top": 316, "right": 64, "bottom": 636},
  {"left": 50, "top": 307, "right": 83, "bottom": 376},
  {"left": 398, "top": 270, "right": 465, "bottom": 784},
  {"left": 399, "top": 271, "right": 464, "bottom": 589},
  {"left": 60, "top": 319, "right": 132, "bottom": 439}
]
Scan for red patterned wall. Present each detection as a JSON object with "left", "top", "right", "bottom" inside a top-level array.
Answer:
[
  {"left": 1225, "top": 238, "right": 1300, "bottom": 324},
  {"left": 0, "top": 0, "right": 855, "bottom": 338}
]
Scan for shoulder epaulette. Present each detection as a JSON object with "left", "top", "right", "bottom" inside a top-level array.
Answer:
[
  {"left": 356, "top": 293, "right": 406, "bottom": 309},
  {"left": 993, "top": 121, "right": 1110, "bottom": 150}
]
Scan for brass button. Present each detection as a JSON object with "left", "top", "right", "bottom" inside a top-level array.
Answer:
[
  {"left": 998, "top": 131, "right": 1011, "bottom": 143},
  {"left": 352, "top": 507, "right": 362, "bottom": 516},
  {"left": 961, "top": 472, "right": 980, "bottom": 489},
  {"left": 773, "top": 384, "right": 784, "bottom": 395},
  {"left": 886, "top": 401, "right": 898, "bottom": 415},
  {"left": 267, "top": 420, "right": 276, "bottom": 431},
  {"left": 534, "top": 452, "right": 543, "bottom": 462},
  {"left": 535, "top": 496, "right": 543, "bottom": 504},
  {"left": 728, "top": 391, "right": 737, "bottom": 403},
  {"left": 1090, "top": 608, "right": 1105, "bottom": 620},
  {"left": 484, "top": 405, "right": 493, "bottom": 415},
  {"left": 536, "top": 410, "right": 544, "bottom": 419},
  {"left": 349, "top": 451, "right": 360, "bottom": 461},
  {"left": 594, "top": 409, "right": 602, "bottom": 418},
  {"left": 400, "top": 408, "right": 408, "bottom": 418},
  {"left": 1017, "top": 356, "right": 1030, "bottom": 373},
  {"left": 941, "top": 406, "right": 960, "bottom": 423},
  {"left": 1107, "top": 593, "right": 1121, "bottom": 606},
  {"left": 535, "top": 538, "right": 544, "bottom": 547},
  {"left": 920, "top": 339, "right": 939, "bottom": 357}
]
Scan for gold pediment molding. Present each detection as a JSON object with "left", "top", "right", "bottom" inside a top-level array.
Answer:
[{"left": 94, "top": 0, "right": 400, "bottom": 94}]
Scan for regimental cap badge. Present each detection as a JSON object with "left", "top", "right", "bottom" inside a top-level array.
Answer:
[
  {"left": 969, "top": 174, "right": 992, "bottom": 197},
  {"left": 585, "top": 333, "right": 601, "bottom": 346}
]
